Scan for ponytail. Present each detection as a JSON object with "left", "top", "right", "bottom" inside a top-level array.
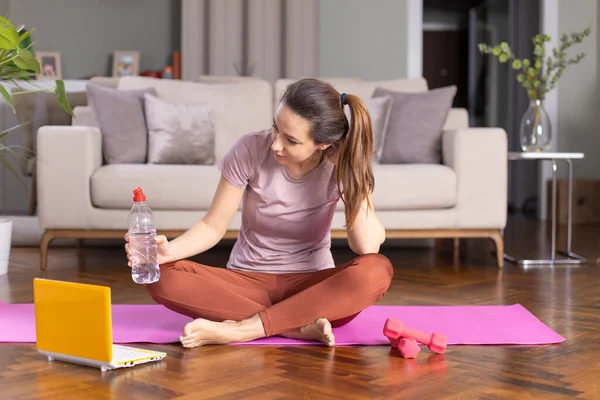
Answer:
[
  {"left": 280, "top": 78, "right": 375, "bottom": 230},
  {"left": 336, "top": 94, "right": 374, "bottom": 230}
]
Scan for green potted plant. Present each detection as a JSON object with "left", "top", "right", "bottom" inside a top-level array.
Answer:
[
  {"left": 479, "top": 26, "right": 591, "bottom": 152},
  {"left": 0, "top": 16, "right": 72, "bottom": 275}
]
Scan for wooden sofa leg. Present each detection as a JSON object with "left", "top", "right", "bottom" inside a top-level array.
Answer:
[
  {"left": 28, "top": 165, "right": 37, "bottom": 216},
  {"left": 40, "top": 230, "right": 56, "bottom": 271},
  {"left": 490, "top": 230, "right": 504, "bottom": 268},
  {"left": 451, "top": 238, "right": 460, "bottom": 261}
]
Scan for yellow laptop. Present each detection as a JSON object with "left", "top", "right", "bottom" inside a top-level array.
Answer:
[{"left": 33, "top": 278, "right": 166, "bottom": 372}]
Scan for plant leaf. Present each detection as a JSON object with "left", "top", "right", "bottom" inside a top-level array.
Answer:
[
  {"left": 0, "top": 17, "right": 20, "bottom": 49},
  {"left": 54, "top": 80, "right": 73, "bottom": 116},
  {"left": 0, "top": 122, "right": 29, "bottom": 141},
  {"left": 1, "top": 69, "right": 37, "bottom": 80},
  {"left": 18, "top": 26, "right": 34, "bottom": 38},
  {"left": 13, "top": 48, "right": 40, "bottom": 75},
  {"left": 0, "top": 85, "right": 15, "bottom": 112},
  {"left": 19, "top": 29, "right": 31, "bottom": 42}
]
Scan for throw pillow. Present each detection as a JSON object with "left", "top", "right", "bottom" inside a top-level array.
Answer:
[
  {"left": 144, "top": 93, "right": 215, "bottom": 165},
  {"left": 373, "top": 85, "right": 457, "bottom": 164},
  {"left": 86, "top": 83, "right": 156, "bottom": 164},
  {"left": 344, "top": 95, "right": 393, "bottom": 161}
]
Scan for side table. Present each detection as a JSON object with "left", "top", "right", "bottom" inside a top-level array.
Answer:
[{"left": 504, "top": 152, "right": 587, "bottom": 265}]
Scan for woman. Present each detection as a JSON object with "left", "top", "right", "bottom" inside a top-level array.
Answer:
[{"left": 125, "top": 78, "right": 393, "bottom": 348}]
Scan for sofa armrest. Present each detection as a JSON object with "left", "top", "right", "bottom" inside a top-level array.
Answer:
[
  {"left": 442, "top": 128, "right": 507, "bottom": 229},
  {"left": 37, "top": 126, "right": 102, "bottom": 229}
]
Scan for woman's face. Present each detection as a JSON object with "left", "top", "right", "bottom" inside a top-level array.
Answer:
[{"left": 271, "top": 103, "right": 327, "bottom": 166}]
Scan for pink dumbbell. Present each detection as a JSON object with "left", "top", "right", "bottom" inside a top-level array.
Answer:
[
  {"left": 388, "top": 334, "right": 421, "bottom": 358},
  {"left": 398, "top": 338, "right": 420, "bottom": 359},
  {"left": 383, "top": 317, "right": 448, "bottom": 354}
]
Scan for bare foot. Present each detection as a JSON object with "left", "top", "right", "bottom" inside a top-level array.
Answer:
[
  {"left": 180, "top": 314, "right": 265, "bottom": 348},
  {"left": 180, "top": 319, "right": 237, "bottom": 348},
  {"left": 281, "top": 318, "right": 335, "bottom": 346}
]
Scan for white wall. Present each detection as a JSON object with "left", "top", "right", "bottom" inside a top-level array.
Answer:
[
  {"left": 6, "top": 0, "right": 180, "bottom": 79},
  {"left": 557, "top": 0, "right": 598, "bottom": 179},
  {"left": 319, "top": 0, "right": 408, "bottom": 80},
  {"left": 0, "top": 0, "right": 8, "bottom": 16}
]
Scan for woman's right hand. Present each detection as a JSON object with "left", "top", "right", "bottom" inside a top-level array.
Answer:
[{"left": 125, "top": 234, "right": 172, "bottom": 267}]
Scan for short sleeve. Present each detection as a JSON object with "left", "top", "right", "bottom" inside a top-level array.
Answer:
[{"left": 218, "top": 133, "right": 257, "bottom": 189}]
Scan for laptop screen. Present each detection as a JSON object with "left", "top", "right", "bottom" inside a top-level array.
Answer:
[{"left": 33, "top": 278, "right": 113, "bottom": 362}]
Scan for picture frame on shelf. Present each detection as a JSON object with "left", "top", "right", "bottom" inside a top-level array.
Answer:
[
  {"left": 35, "top": 51, "right": 62, "bottom": 80},
  {"left": 112, "top": 51, "right": 140, "bottom": 77}
]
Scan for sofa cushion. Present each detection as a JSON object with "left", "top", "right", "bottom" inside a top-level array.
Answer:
[
  {"left": 336, "top": 164, "right": 457, "bottom": 211},
  {"left": 374, "top": 85, "right": 457, "bottom": 164},
  {"left": 92, "top": 163, "right": 456, "bottom": 212},
  {"left": 117, "top": 76, "right": 273, "bottom": 163},
  {"left": 144, "top": 93, "right": 215, "bottom": 165},
  {"left": 344, "top": 95, "right": 393, "bottom": 159},
  {"left": 274, "top": 77, "right": 428, "bottom": 109},
  {"left": 91, "top": 164, "right": 225, "bottom": 210},
  {"left": 343, "top": 77, "right": 429, "bottom": 100},
  {"left": 72, "top": 106, "right": 98, "bottom": 127},
  {"left": 197, "top": 75, "right": 264, "bottom": 84},
  {"left": 86, "top": 84, "right": 156, "bottom": 164},
  {"left": 373, "top": 164, "right": 457, "bottom": 210},
  {"left": 89, "top": 76, "right": 121, "bottom": 88},
  {"left": 274, "top": 78, "right": 362, "bottom": 107},
  {"left": 443, "top": 108, "right": 469, "bottom": 131}
]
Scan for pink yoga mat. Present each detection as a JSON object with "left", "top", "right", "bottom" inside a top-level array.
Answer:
[{"left": 0, "top": 300, "right": 564, "bottom": 346}]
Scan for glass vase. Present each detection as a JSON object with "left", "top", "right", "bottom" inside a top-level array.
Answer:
[{"left": 519, "top": 99, "right": 552, "bottom": 152}]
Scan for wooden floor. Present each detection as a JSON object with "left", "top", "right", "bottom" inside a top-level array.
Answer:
[{"left": 1, "top": 216, "right": 599, "bottom": 399}]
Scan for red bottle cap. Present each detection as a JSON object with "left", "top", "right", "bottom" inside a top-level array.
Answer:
[{"left": 133, "top": 186, "right": 146, "bottom": 202}]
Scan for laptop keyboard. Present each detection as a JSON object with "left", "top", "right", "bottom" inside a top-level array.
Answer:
[{"left": 112, "top": 344, "right": 160, "bottom": 362}]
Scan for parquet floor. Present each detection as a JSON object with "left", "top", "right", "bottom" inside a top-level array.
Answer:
[{"left": 0, "top": 216, "right": 599, "bottom": 399}]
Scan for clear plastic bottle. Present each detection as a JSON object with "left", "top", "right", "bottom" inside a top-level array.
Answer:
[{"left": 127, "top": 187, "right": 160, "bottom": 284}]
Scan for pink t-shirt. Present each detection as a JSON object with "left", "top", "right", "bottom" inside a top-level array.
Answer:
[{"left": 218, "top": 129, "right": 340, "bottom": 273}]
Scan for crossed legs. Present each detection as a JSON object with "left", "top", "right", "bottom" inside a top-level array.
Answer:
[{"left": 145, "top": 253, "right": 394, "bottom": 347}]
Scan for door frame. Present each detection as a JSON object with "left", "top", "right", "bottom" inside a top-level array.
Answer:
[{"left": 407, "top": 0, "right": 423, "bottom": 78}]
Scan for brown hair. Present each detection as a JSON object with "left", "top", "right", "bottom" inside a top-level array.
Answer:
[{"left": 280, "top": 78, "right": 374, "bottom": 230}]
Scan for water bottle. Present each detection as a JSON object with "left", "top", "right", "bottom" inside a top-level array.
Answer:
[{"left": 127, "top": 187, "right": 160, "bottom": 284}]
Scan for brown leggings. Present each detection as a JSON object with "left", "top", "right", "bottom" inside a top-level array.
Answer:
[{"left": 145, "top": 253, "right": 394, "bottom": 336}]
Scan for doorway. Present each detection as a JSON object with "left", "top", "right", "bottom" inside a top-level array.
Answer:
[{"left": 422, "top": 0, "right": 541, "bottom": 217}]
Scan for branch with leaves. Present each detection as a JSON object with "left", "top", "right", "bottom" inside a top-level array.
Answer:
[
  {"left": 0, "top": 16, "right": 72, "bottom": 185},
  {"left": 478, "top": 26, "right": 592, "bottom": 101}
]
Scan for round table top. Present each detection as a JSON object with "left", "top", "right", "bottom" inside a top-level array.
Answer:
[{"left": 508, "top": 152, "right": 584, "bottom": 160}]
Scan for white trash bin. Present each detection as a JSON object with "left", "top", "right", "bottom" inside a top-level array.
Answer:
[{"left": 0, "top": 219, "right": 13, "bottom": 275}]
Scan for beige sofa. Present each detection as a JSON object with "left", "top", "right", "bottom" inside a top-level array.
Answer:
[{"left": 36, "top": 76, "right": 507, "bottom": 270}]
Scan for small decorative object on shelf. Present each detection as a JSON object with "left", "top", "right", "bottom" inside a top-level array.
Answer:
[
  {"left": 173, "top": 51, "right": 180, "bottom": 79},
  {"left": 162, "top": 66, "right": 173, "bottom": 79},
  {"left": 112, "top": 51, "right": 140, "bottom": 77},
  {"left": 35, "top": 51, "right": 62, "bottom": 80},
  {"left": 478, "top": 26, "right": 592, "bottom": 152}
]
